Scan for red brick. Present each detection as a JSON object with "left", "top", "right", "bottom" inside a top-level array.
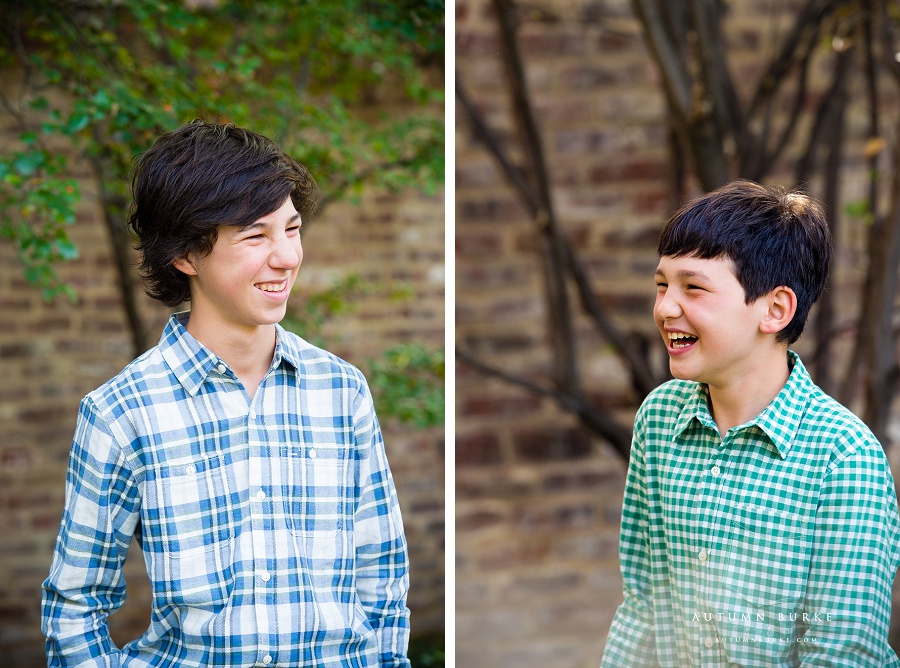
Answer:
[
  {"left": 591, "top": 159, "right": 668, "bottom": 183},
  {"left": 515, "top": 502, "right": 596, "bottom": 530},
  {"left": 542, "top": 469, "right": 623, "bottom": 493},
  {"left": 602, "top": 224, "right": 662, "bottom": 248},
  {"left": 456, "top": 431, "right": 504, "bottom": 467},
  {"left": 457, "top": 509, "right": 507, "bottom": 532},
  {"left": 457, "top": 197, "right": 526, "bottom": 224},
  {"left": 461, "top": 394, "right": 543, "bottom": 417},
  {"left": 513, "top": 426, "right": 594, "bottom": 463},
  {"left": 461, "top": 332, "right": 540, "bottom": 353}
]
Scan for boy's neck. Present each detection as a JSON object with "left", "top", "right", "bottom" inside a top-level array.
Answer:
[
  {"left": 185, "top": 312, "right": 277, "bottom": 399},
  {"left": 706, "top": 347, "right": 791, "bottom": 438}
]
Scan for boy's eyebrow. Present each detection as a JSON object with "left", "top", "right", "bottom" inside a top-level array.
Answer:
[
  {"left": 655, "top": 267, "right": 713, "bottom": 281},
  {"left": 240, "top": 212, "right": 301, "bottom": 232}
]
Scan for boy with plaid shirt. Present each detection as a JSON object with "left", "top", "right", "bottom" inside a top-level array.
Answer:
[
  {"left": 42, "top": 121, "right": 410, "bottom": 667},
  {"left": 601, "top": 180, "right": 900, "bottom": 667}
]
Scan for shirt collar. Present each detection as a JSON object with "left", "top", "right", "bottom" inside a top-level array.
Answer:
[
  {"left": 673, "top": 350, "right": 814, "bottom": 458},
  {"left": 158, "top": 313, "right": 303, "bottom": 396}
]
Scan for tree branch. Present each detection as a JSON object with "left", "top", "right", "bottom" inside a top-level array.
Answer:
[
  {"left": 455, "top": 69, "right": 542, "bottom": 216},
  {"left": 876, "top": 0, "right": 900, "bottom": 83},
  {"left": 493, "top": 0, "right": 581, "bottom": 393},
  {"left": 459, "top": 12, "right": 659, "bottom": 399},
  {"left": 456, "top": 346, "right": 632, "bottom": 458},
  {"left": 689, "top": 0, "right": 744, "bottom": 156},
  {"left": 631, "top": 0, "right": 693, "bottom": 115}
]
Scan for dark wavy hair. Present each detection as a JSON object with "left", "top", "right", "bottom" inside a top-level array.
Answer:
[
  {"left": 658, "top": 179, "right": 831, "bottom": 344},
  {"left": 128, "top": 120, "right": 321, "bottom": 307}
]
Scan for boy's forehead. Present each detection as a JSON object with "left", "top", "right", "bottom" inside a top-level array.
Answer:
[
  {"left": 229, "top": 197, "right": 300, "bottom": 232},
  {"left": 655, "top": 254, "right": 736, "bottom": 277}
]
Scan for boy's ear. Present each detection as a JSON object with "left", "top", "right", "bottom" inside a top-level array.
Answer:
[
  {"left": 759, "top": 286, "right": 797, "bottom": 336},
  {"left": 172, "top": 256, "right": 198, "bottom": 277}
]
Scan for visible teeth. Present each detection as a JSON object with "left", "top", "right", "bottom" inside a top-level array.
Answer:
[
  {"left": 256, "top": 281, "right": 286, "bottom": 292},
  {"left": 668, "top": 331, "right": 697, "bottom": 348}
]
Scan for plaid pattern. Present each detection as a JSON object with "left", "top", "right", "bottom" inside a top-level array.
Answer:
[
  {"left": 601, "top": 351, "right": 900, "bottom": 667},
  {"left": 42, "top": 313, "right": 410, "bottom": 668}
]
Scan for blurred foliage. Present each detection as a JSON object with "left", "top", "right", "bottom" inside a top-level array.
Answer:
[
  {"left": 368, "top": 343, "right": 445, "bottom": 428},
  {"left": 282, "top": 274, "right": 369, "bottom": 350},
  {"left": 283, "top": 274, "right": 445, "bottom": 428},
  {"left": 0, "top": 0, "right": 444, "bottom": 298}
]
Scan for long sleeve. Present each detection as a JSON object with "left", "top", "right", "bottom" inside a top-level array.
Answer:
[
  {"left": 352, "top": 382, "right": 411, "bottom": 668},
  {"left": 41, "top": 397, "right": 140, "bottom": 668},
  {"left": 600, "top": 408, "right": 660, "bottom": 668},
  {"left": 797, "top": 444, "right": 900, "bottom": 667}
]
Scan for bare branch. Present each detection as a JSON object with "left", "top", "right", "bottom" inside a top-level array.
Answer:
[
  {"left": 87, "top": 150, "right": 150, "bottom": 357},
  {"left": 631, "top": 0, "right": 693, "bottom": 115},
  {"left": 455, "top": 70, "right": 542, "bottom": 216},
  {"left": 750, "top": 38, "right": 815, "bottom": 179},
  {"left": 688, "top": 0, "right": 744, "bottom": 154},
  {"left": 745, "top": 0, "right": 837, "bottom": 120},
  {"left": 560, "top": 239, "right": 660, "bottom": 397},
  {"left": 795, "top": 46, "right": 852, "bottom": 392},
  {"left": 493, "top": 0, "right": 581, "bottom": 392},
  {"left": 860, "top": 127, "right": 900, "bottom": 442},
  {"left": 875, "top": 0, "right": 900, "bottom": 83},
  {"left": 456, "top": 347, "right": 633, "bottom": 457}
]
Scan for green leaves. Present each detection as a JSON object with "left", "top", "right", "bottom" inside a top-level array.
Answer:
[
  {"left": 368, "top": 343, "right": 445, "bottom": 428},
  {"left": 282, "top": 274, "right": 445, "bottom": 428},
  {"left": 1, "top": 1, "right": 445, "bottom": 425},
  {"left": 0, "top": 142, "right": 80, "bottom": 300},
  {"left": 1, "top": 0, "right": 444, "bottom": 303}
]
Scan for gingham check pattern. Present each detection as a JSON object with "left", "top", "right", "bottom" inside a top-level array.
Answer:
[
  {"left": 601, "top": 351, "right": 900, "bottom": 667},
  {"left": 42, "top": 313, "right": 410, "bottom": 668}
]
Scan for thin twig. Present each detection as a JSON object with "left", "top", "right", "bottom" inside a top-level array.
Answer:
[
  {"left": 456, "top": 347, "right": 632, "bottom": 457},
  {"left": 455, "top": 70, "right": 542, "bottom": 215},
  {"left": 493, "top": 0, "right": 581, "bottom": 392}
]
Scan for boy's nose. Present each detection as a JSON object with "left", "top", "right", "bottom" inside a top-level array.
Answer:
[
  {"left": 271, "top": 236, "right": 302, "bottom": 269},
  {"left": 655, "top": 291, "right": 682, "bottom": 320}
]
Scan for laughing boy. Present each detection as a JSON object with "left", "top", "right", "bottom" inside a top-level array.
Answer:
[
  {"left": 601, "top": 180, "right": 900, "bottom": 667},
  {"left": 42, "top": 121, "right": 410, "bottom": 667}
]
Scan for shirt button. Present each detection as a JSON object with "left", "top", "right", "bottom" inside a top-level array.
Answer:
[
  {"left": 711, "top": 465, "right": 721, "bottom": 477},
  {"left": 259, "top": 571, "right": 271, "bottom": 582},
  {"left": 249, "top": 409, "right": 256, "bottom": 420},
  {"left": 262, "top": 655, "right": 273, "bottom": 665},
  {"left": 215, "top": 362, "right": 227, "bottom": 374},
  {"left": 184, "top": 464, "right": 196, "bottom": 475},
  {"left": 255, "top": 489, "right": 266, "bottom": 501},
  {"left": 704, "top": 637, "right": 715, "bottom": 649},
  {"left": 698, "top": 549, "right": 708, "bottom": 562},
  {"left": 308, "top": 448, "right": 317, "bottom": 459}
]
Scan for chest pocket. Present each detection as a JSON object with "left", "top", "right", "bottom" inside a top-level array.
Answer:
[
  {"left": 723, "top": 503, "right": 811, "bottom": 608},
  {"left": 281, "top": 445, "right": 352, "bottom": 537},
  {"left": 150, "top": 455, "right": 240, "bottom": 608},
  {"left": 153, "top": 454, "right": 240, "bottom": 551}
]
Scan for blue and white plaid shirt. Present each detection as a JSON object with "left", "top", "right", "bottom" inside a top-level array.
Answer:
[{"left": 42, "top": 313, "right": 410, "bottom": 667}]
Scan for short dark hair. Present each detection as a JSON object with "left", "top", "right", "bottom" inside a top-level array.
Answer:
[
  {"left": 128, "top": 120, "right": 321, "bottom": 307},
  {"left": 657, "top": 179, "right": 831, "bottom": 344}
]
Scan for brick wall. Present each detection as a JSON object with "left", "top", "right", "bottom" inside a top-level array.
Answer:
[
  {"left": 455, "top": 1, "right": 897, "bottom": 666},
  {"left": 0, "top": 83, "right": 444, "bottom": 664}
]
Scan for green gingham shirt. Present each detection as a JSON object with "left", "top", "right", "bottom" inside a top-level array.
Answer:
[{"left": 601, "top": 351, "right": 900, "bottom": 667}]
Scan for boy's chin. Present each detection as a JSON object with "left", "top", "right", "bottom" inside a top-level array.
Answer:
[{"left": 669, "top": 362, "right": 702, "bottom": 383}]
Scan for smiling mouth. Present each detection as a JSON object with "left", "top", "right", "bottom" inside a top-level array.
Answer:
[
  {"left": 668, "top": 332, "right": 698, "bottom": 349},
  {"left": 255, "top": 281, "right": 287, "bottom": 293}
]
